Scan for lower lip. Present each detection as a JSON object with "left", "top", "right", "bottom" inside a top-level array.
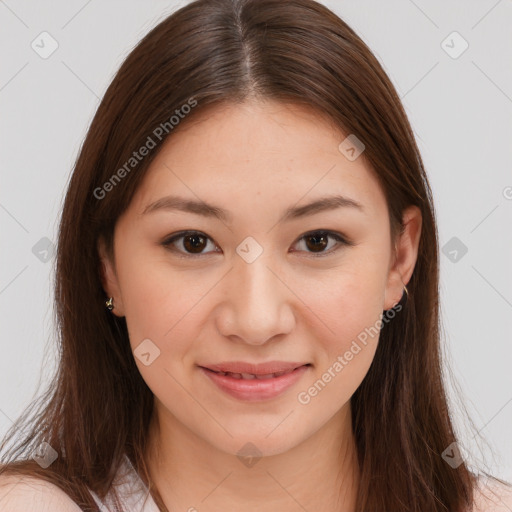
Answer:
[{"left": 199, "top": 365, "right": 310, "bottom": 402}]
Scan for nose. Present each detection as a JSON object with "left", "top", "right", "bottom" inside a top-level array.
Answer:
[{"left": 216, "top": 253, "right": 296, "bottom": 346}]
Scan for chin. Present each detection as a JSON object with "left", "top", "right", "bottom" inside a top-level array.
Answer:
[{"left": 201, "top": 420, "right": 312, "bottom": 460}]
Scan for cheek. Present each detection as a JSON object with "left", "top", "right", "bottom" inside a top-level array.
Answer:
[
  {"left": 304, "top": 257, "right": 387, "bottom": 349},
  {"left": 294, "top": 256, "right": 386, "bottom": 406},
  {"left": 119, "top": 264, "right": 206, "bottom": 403},
  {"left": 297, "top": 283, "right": 382, "bottom": 413},
  {"left": 115, "top": 243, "right": 201, "bottom": 354}
]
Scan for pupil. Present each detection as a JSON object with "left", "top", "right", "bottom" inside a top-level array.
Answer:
[
  {"left": 184, "top": 234, "right": 206, "bottom": 253},
  {"left": 307, "top": 234, "right": 327, "bottom": 252}
]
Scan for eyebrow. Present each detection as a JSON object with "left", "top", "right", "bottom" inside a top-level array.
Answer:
[{"left": 142, "top": 194, "right": 364, "bottom": 223}]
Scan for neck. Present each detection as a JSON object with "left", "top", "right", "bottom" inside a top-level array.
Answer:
[{"left": 146, "top": 401, "right": 360, "bottom": 512}]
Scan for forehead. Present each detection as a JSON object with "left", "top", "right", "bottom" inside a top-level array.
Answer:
[{"left": 130, "top": 100, "right": 388, "bottom": 220}]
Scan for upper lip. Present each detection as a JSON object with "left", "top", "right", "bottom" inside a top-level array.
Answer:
[{"left": 200, "top": 361, "right": 309, "bottom": 375}]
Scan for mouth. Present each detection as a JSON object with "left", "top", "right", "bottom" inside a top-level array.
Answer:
[{"left": 198, "top": 363, "right": 312, "bottom": 402}]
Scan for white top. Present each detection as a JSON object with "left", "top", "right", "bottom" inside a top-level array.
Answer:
[
  {"left": 88, "top": 455, "right": 160, "bottom": 512},
  {"left": 87, "top": 462, "right": 512, "bottom": 512},
  {"left": 1, "top": 457, "right": 511, "bottom": 511}
]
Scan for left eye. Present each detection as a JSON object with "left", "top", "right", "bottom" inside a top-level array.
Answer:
[
  {"left": 291, "top": 230, "right": 351, "bottom": 256},
  {"left": 161, "top": 230, "right": 352, "bottom": 257}
]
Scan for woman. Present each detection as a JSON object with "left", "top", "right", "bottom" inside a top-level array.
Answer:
[{"left": 0, "top": 0, "right": 510, "bottom": 510}]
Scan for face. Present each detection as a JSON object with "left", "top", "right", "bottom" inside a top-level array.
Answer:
[{"left": 99, "top": 100, "right": 421, "bottom": 457}]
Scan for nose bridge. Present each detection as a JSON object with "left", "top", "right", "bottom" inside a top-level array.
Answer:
[{"left": 219, "top": 249, "right": 294, "bottom": 344}]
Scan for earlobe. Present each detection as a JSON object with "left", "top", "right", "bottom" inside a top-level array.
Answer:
[
  {"left": 97, "top": 237, "right": 125, "bottom": 317},
  {"left": 383, "top": 205, "right": 422, "bottom": 310}
]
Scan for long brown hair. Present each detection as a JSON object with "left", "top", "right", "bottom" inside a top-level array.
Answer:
[{"left": 0, "top": 0, "right": 490, "bottom": 509}]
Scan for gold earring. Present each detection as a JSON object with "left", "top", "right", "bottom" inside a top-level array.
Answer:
[
  {"left": 105, "top": 297, "right": 114, "bottom": 311},
  {"left": 403, "top": 285, "right": 409, "bottom": 297}
]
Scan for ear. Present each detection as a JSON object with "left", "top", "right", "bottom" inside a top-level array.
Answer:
[
  {"left": 383, "top": 205, "right": 422, "bottom": 310},
  {"left": 98, "top": 236, "right": 125, "bottom": 317}
]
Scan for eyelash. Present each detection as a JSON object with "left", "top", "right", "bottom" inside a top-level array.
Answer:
[{"left": 161, "top": 230, "right": 354, "bottom": 258}]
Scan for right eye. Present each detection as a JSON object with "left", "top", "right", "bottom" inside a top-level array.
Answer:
[{"left": 161, "top": 230, "right": 221, "bottom": 257}]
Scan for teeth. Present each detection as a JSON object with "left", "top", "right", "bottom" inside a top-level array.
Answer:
[{"left": 214, "top": 368, "right": 297, "bottom": 379}]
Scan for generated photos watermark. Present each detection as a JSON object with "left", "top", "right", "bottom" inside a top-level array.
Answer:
[
  {"left": 93, "top": 97, "right": 198, "bottom": 200},
  {"left": 297, "top": 304, "right": 402, "bottom": 405}
]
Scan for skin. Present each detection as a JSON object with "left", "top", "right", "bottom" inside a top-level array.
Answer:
[{"left": 99, "top": 99, "right": 422, "bottom": 512}]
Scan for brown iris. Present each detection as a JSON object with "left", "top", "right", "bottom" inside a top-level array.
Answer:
[
  {"left": 304, "top": 232, "right": 329, "bottom": 253},
  {"left": 182, "top": 233, "right": 208, "bottom": 253}
]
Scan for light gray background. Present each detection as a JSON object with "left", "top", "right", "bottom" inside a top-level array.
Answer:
[{"left": 1, "top": 0, "right": 511, "bottom": 480}]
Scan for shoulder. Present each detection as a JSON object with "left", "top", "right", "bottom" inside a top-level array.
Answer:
[
  {"left": 0, "top": 473, "right": 83, "bottom": 511},
  {"left": 472, "top": 476, "right": 512, "bottom": 512}
]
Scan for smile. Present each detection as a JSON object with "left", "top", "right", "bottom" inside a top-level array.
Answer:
[{"left": 199, "top": 364, "right": 311, "bottom": 402}]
